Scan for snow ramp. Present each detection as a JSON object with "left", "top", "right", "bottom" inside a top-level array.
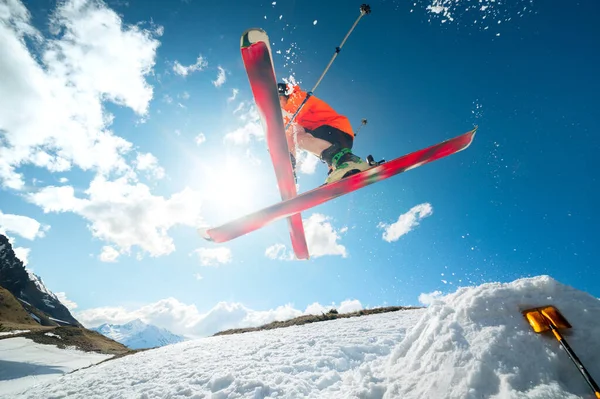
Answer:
[{"left": 384, "top": 275, "right": 600, "bottom": 399}]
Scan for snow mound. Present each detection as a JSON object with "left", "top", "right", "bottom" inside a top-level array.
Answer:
[{"left": 385, "top": 275, "right": 600, "bottom": 398}]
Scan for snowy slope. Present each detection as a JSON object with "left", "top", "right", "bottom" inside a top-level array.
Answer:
[
  {"left": 0, "top": 337, "right": 113, "bottom": 397},
  {"left": 15, "top": 276, "right": 600, "bottom": 398},
  {"left": 91, "top": 319, "right": 186, "bottom": 349}
]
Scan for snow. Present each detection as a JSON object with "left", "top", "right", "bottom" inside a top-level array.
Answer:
[
  {"left": 48, "top": 317, "right": 73, "bottom": 325},
  {"left": 26, "top": 270, "right": 57, "bottom": 300},
  {"left": 10, "top": 276, "right": 600, "bottom": 398},
  {"left": 0, "top": 337, "right": 113, "bottom": 396},
  {"left": 92, "top": 319, "right": 186, "bottom": 349},
  {"left": 18, "top": 298, "right": 32, "bottom": 306},
  {"left": 44, "top": 332, "right": 61, "bottom": 339},
  {"left": 0, "top": 330, "right": 30, "bottom": 336},
  {"left": 424, "top": 0, "right": 535, "bottom": 35},
  {"left": 385, "top": 275, "right": 600, "bottom": 398}
]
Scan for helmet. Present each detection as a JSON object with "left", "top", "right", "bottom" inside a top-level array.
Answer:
[{"left": 277, "top": 83, "right": 289, "bottom": 96}]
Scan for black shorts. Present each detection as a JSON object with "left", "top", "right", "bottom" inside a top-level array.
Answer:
[{"left": 307, "top": 125, "right": 353, "bottom": 149}]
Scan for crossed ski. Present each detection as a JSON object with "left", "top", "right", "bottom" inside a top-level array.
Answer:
[{"left": 198, "top": 23, "right": 477, "bottom": 260}]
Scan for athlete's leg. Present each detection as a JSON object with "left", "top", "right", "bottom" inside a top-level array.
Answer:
[{"left": 299, "top": 125, "right": 369, "bottom": 183}]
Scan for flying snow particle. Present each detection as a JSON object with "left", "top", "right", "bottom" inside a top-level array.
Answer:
[{"left": 313, "top": 20, "right": 318, "bottom": 25}]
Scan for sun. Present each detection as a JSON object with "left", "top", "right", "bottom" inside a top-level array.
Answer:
[{"left": 193, "top": 153, "right": 273, "bottom": 217}]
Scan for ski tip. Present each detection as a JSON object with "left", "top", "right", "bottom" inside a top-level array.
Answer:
[
  {"left": 459, "top": 126, "right": 478, "bottom": 151},
  {"left": 241, "top": 28, "right": 268, "bottom": 48},
  {"left": 470, "top": 125, "right": 478, "bottom": 141},
  {"left": 197, "top": 227, "right": 213, "bottom": 241}
]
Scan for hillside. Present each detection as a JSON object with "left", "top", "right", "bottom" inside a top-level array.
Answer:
[
  {"left": 0, "top": 285, "right": 40, "bottom": 330},
  {"left": 0, "top": 234, "right": 81, "bottom": 327},
  {"left": 214, "top": 305, "right": 423, "bottom": 336},
  {"left": 1, "top": 285, "right": 135, "bottom": 358}
]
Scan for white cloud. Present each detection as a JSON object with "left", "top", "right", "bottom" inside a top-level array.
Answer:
[
  {"left": 173, "top": 55, "right": 208, "bottom": 77},
  {"left": 55, "top": 292, "right": 78, "bottom": 310},
  {"left": 180, "top": 91, "right": 190, "bottom": 100},
  {"left": 194, "top": 273, "right": 203, "bottom": 281},
  {"left": 338, "top": 299, "right": 363, "bottom": 313},
  {"left": 223, "top": 103, "right": 264, "bottom": 145},
  {"left": 304, "top": 299, "right": 363, "bottom": 315},
  {"left": 75, "top": 297, "right": 364, "bottom": 338},
  {"left": 27, "top": 176, "right": 204, "bottom": 258},
  {"left": 245, "top": 149, "right": 262, "bottom": 165},
  {"left": 297, "top": 150, "right": 320, "bottom": 175},
  {"left": 265, "top": 243, "right": 294, "bottom": 261},
  {"left": 13, "top": 247, "right": 30, "bottom": 265},
  {"left": 266, "top": 213, "right": 347, "bottom": 260},
  {"left": 195, "top": 133, "right": 206, "bottom": 145},
  {"left": 305, "top": 213, "right": 347, "bottom": 258},
  {"left": 59, "top": 177, "right": 69, "bottom": 183},
  {"left": 418, "top": 290, "right": 443, "bottom": 305},
  {"left": 99, "top": 246, "right": 119, "bottom": 262},
  {"left": 378, "top": 203, "right": 433, "bottom": 242},
  {"left": 224, "top": 121, "right": 264, "bottom": 145},
  {"left": 0, "top": 210, "right": 46, "bottom": 240},
  {"left": 233, "top": 102, "right": 245, "bottom": 114},
  {"left": 134, "top": 152, "right": 165, "bottom": 180},
  {"left": 303, "top": 302, "right": 329, "bottom": 315},
  {"left": 227, "top": 88, "right": 239, "bottom": 102},
  {"left": 193, "top": 247, "right": 232, "bottom": 266},
  {"left": 212, "top": 66, "right": 226, "bottom": 87},
  {"left": 0, "top": 0, "right": 161, "bottom": 190}
]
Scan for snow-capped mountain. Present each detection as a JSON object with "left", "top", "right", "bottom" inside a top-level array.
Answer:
[
  {"left": 92, "top": 319, "right": 186, "bottom": 349},
  {"left": 0, "top": 234, "right": 81, "bottom": 326}
]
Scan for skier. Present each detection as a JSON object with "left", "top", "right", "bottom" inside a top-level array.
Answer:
[{"left": 278, "top": 83, "right": 370, "bottom": 184}]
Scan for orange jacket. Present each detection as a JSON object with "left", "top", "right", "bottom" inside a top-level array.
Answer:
[{"left": 282, "top": 85, "right": 354, "bottom": 137}]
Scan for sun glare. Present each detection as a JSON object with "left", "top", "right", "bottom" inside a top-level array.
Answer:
[{"left": 194, "top": 154, "right": 273, "bottom": 218}]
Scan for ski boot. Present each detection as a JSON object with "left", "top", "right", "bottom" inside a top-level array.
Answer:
[{"left": 321, "top": 144, "right": 371, "bottom": 184}]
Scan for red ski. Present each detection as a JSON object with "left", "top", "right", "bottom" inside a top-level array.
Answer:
[
  {"left": 200, "top": 127, "right": 477, "bottom": 244},
  {"left": 240, "top": 28, "right": 309, "bottom": 260}
]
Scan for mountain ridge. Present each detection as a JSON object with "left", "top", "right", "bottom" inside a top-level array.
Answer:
[
  {"left": 92, "top": 318, "right": 187, "bottom": 349},
  {"left": 0, "top": 234, "right": 81, "bottom": 327}
]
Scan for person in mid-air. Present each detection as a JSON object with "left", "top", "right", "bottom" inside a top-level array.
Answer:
[{"left": 278, "top": 82, "right": 370, "bottom": 184}]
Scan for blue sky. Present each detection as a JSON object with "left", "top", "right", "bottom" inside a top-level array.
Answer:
[{"left": 0, "top": 0, "right": 598, "bottom": 337}]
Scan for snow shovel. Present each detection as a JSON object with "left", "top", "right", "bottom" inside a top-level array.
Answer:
[{"left": 523, "top": 305, "right": 600, "bottom": 398}]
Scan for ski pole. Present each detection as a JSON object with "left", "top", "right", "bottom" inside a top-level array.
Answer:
[
  {"left": 354, "top": 118, "right": 367, "bottom": 137},
  {"left": 284, "top": 4, "right": 371, "bottom": 131}
]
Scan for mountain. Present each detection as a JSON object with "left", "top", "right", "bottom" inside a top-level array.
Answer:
[
  {"left": 0, "top": 234, "right": 81, "bottom": 327},
  {"left": 92, "top": 319, "right": 186, "bottom": 349}
]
